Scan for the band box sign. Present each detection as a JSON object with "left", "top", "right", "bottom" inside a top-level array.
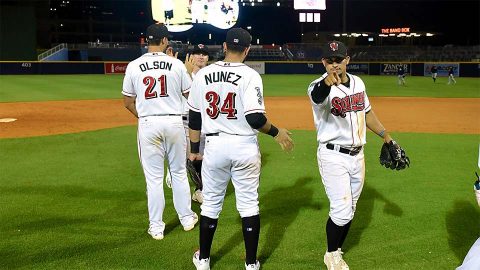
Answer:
[{"left": 104, "top": 62, "right": 128, "bottom": 74}]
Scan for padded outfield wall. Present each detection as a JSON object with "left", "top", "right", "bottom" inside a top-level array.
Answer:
[{"left": 0, "top": 61, "right": 478, "bottom": 77}]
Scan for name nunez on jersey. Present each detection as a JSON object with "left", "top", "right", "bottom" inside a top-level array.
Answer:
[
  {"left": 331, "top": 92, "right": 365, "bottom": 118},
  {"left": 205, "top": 71, "right": 242, "bottom": 86},
  {"left": 139, "top": 61, "right": 172, "bottom": 72}
]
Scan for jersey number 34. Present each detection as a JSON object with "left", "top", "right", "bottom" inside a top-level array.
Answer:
[
  {"left": 206, "top": 91, "right": 237, "bottom": 119},
  {"left": 143, "top": 75, "right": 168, "bottom": 99}
]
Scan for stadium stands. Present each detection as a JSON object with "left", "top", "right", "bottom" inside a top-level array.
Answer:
[{"left": 42, "top": 42, "right": 480, "bottom": 62}]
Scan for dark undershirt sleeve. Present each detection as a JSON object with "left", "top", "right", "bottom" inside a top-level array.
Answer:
[
  {"left": 188, "top": 110, "right": 202, "bottom": 130},
  {"left": 310, "top": 80, "right": 331, "bottom": 104},
  {"left": 245, "top": 113, "right": 267, "bottom": 130}
]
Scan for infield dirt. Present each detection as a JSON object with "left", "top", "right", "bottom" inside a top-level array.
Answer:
[{"left": 0, "top": 97, "right": 478, "bottom": 138}]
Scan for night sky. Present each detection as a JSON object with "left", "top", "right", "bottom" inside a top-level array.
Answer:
[
  {"left": 32, "top": 0, "right": 480, "bottom": 45},
  {"left": 160, "top": 0, "right": 480, "bottom": 45}
]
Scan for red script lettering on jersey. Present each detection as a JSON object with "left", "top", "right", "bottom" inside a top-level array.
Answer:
[{"left": 330, "top": 92, "right": 365, "bottom": 118}]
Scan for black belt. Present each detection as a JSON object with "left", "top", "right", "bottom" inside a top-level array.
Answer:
[
  {"left": 140, "top": 114, "right": 181, "bottom": 118},
  {"left": 326, "top": 143, "right": 362, "bottom": 156},
  {"left": 206, "top": 133, "right": 219, "bottom": 136},
  {"left": 182, "top": 116, "right": 188, "bottom": 121}
]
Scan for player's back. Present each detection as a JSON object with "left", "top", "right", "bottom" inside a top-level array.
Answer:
[
  {"left": 189, "top": 61, "right": 265, "bottom": 136},
  {"left": 123, "top": 52, "right": 191, "bottom": 117}
]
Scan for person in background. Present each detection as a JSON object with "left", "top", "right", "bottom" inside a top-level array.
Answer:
[
  {"left": 456, "top": 172, "right": 480, "bottom": 270},
  {"left": 430, "top": 65, "right": 438, "bottom": 83},
  {"left": 397, "top": 65, "right": 406, "bottom": 86},
  {"left": 448, "top": 66, "right": 457, "bottom": 85}
]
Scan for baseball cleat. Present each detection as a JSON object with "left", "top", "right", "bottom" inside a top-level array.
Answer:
[
  {"left": 165, "top": 170, "right": 172, "bottom": 188},
  {"left": 147, "top": 228, "right": 164, "bottom": 240},
  {"left": 192, "top": 189, "right": 204, "bottom": 204},
  {"left": 193, "top": 250, "right": 210, "bottom": 270},
  {"left": 324, "top": 250, "right": 349, "bottom": 270},
  {"left": 245, "top": 260, "right": 260, "bottom": 270},
  {"left": 183, "top": 213, "right": 199, "bottom": 231}
]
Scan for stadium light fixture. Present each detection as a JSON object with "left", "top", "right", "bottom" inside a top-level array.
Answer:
[
  {"left": 258, "top": 0, "right": 262, "bottom": 2},
  {"left": 426, "top": 33, "right": 434, "bottom": 37},
  {"left": 251, "top": 2, "right": 254, "bottom": 6},
  {"left": 257, "top": 38, "right": 260, "bottom": 44},
  {"left": 341, "top": 33, "right": 347, "bottom": 36},
  {"left": 277, "top": 2, "right": 280, "bottom": 6},
  {"left": 334, "top": 34, "right": 340, "bottom": 37},
  {"left": 209, "top": 33, "right": 212, "bottom": 40},
  {"left": 362, "top": 33, "right": 368, "bottom": 37},
  {"left": 247, "top": 26, "right": 252, "bottom": 30}
]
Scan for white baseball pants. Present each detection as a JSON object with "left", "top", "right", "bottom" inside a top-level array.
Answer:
[
  {"left": 137, "top": 116, "right": 195, "bottom": 232},
  {"left": 200, "top": 133, "right": 261, "bottom": 219},
  {"left": 317, "top": 143, "right": 365, "bottom": 226}
]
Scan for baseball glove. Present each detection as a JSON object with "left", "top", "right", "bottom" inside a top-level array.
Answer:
[
  {"left": 186, "top": 159, "right": 202, "bottom": 190},
  {"left": 379, "top": 140, "right": 410, "bottom": 170}
]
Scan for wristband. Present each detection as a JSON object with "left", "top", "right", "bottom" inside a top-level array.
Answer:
[
  {"left": 267, "top": 125, "right": 279, "bottom": 137},
  {"left": 190, "top": 141, "right": 200, "bottom": 153}
]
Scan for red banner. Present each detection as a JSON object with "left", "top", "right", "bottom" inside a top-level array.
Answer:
[{"left": 104, "top": 62, "right": 128, "bottom": 74}]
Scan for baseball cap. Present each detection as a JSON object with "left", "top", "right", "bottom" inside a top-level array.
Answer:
[
  {"left": 322, "top": 41, "right": 348, "bottom": 58},
  {"left": 192, "top": 44, "right": 209, "bottom": 55},
  {"left": 146, "top": 23, "right": 172, "bottom": 41},
  {"left": 226, "top": 27, "right": 252, "bottom": 47}
]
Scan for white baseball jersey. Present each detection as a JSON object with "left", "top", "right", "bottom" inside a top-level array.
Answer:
[
  {"left": 187, "top": 61, "right": 265, "bottom": 136},
  {"left": 122, "top": 52, "right": 192, "bottom": 117},
  {"left": 308, "top": 72, "right": 371, "bottom": 147}
]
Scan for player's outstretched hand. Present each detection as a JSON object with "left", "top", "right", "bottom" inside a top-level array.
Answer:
[
  {"left": 184, "top": 53, "right": 195, "bottom": 75},
  {"left": 166, "top": 46, "right": 179, "bottom": 58},
  {"left": 189, "top": 153, "right": 203, "bottom": 162},
  {"left": 274, "top": 128, "right": 294, "bottom": 152},
  {"left": 324, "top": 71, "right": 341, "bottom": 86}
]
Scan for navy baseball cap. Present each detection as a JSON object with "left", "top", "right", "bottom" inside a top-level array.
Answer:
[
  {"left": 146, "top": 23, "right": 172, "bottom": 41},
  {"left": 226, "top": 28, "right": 252, "bottom": 47},
  {"left": 322, "top": 41, "right": 348, "bottom": 58},
  {"left": 192, "top": 44, "right": 209, "bottom": 55}
]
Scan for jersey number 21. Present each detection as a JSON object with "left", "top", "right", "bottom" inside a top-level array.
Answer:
[{"left": 143, "top": 75, "right": 168, "bottom": 99}]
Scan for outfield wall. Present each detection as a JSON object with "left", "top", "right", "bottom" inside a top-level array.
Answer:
[{"left": 0, "top": 61, "right": 478, "bottom": 77}]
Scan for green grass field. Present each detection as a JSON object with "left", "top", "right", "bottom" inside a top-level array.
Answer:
[
  {"left": 0, "top": 74, "right": 479, "bottom": 102},
  {"left": 0, "top": 74, "right": 479, "bottom": 269}
]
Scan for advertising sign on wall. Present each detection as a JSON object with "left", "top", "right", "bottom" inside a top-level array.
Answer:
[
  {"left": 347, "top": 63, "right": 369, "bottom": 74},
  {"left": 245, "top": 61, "right": 265, "bottom": 75},
  {"left": 424, "top": 63, "right": 459, "bottom": 77},
  {"left": 380, "top": 63, "right": 410, "bottom": 75},
  {"left": 104, "top": 62, "right": 128, "bottom": 74}
]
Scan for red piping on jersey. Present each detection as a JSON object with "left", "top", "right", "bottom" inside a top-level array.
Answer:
[{"left": 244, "top": 109, "right": 265, "bottom": 115}]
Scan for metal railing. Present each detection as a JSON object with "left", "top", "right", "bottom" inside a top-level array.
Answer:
[{"left": 38, "top": 43, "right": 67, "bottom": 61}]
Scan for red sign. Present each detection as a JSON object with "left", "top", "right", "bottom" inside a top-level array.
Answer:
[
  {"left": 104, "top": 62, "right": 128, "bottom": 74},
  {"left": 381, "top": 27, "right": 410, "bottom": 34}
]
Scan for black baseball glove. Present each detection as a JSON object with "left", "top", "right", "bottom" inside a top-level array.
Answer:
[
  {"left": 379, "top": 140, "right": 410, "bottom": 170},
  {"left": 186, "top": 159, "right": 202, "bottom": 190}
]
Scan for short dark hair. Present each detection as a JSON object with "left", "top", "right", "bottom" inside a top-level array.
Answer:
[
  {"left": 148, "top": 39, "right": 162, "bottom": 46},
  {"left": 227, "top": 43, "right": 248, "bottom": 54}
]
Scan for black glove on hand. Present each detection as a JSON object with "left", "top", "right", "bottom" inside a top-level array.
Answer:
[{"left": 380, "top": 140, "right": 410, "bottom": 170}]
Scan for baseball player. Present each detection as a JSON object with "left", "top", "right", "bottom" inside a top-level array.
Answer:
[
  {"left": 397, "top": 65, "right": 406, "bottom": 86},
  {"left": 165, "top": 44, "right": 209, "bottom": 203},
  {"left": 430, "top": 65, "right": 438, "bottom": 83},
  {"left": 122, "top": 23, "right": 198, "bottom": 241},
  {"left": 448, "top": 66, "right": 457, "bottom": 85},
  {"left": 308, "top": 41, "right": 405, "bottom": 270},
  {"left": 189, "top": 27, "right": 293, "bottom": 270}
]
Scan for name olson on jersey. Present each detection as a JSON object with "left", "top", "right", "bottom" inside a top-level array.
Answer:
[
  {"left": 331, "top": 92, "right": 365, "bottom": 118},
  {"left": 139, "top": 61, "right": 172, "bottom": 72},
  {"left": 205, "top": 71, "right": 242, "bottom": 86}
]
